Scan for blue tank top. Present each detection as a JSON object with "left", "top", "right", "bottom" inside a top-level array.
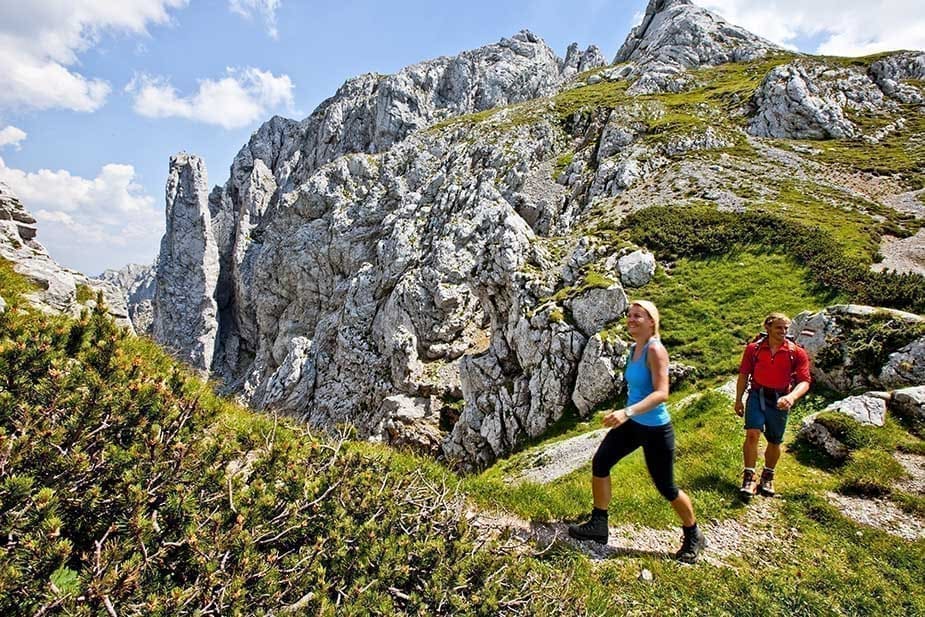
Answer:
[{"left": 625, "top": 339, "right": 671, "bottom": 427}]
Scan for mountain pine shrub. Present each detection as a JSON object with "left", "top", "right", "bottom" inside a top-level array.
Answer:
[{"left": 0, "top": 290, "right": 577, "bottom": 616}]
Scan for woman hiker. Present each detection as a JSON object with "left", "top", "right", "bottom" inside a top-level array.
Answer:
[{"left": 568, "top": 300, "right": 706, "bottom": 564}]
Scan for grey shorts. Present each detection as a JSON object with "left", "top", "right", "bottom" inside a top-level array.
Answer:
[{"left": 745, "top": 388, "right": 789, "bottom": 445}]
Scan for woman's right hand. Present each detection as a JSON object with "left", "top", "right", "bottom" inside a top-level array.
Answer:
[{"left": 603, "top": 409, "right": 628, "bottom": 428}]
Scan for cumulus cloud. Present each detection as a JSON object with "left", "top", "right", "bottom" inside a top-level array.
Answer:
[
  {"left": 0, "top": 157, "right": 162, "bottom": 273},
  {"left": 0, "top": 0, "right": 187, "bottom": 112},
  {"left": 0, "top": 126, "right": 27, "bottom": 149},
  {"left": 702, "top": 0, "right": 925, "bottom": 56},
  {"left": 127, "top": 67, "right": 295, "bottom": 129},
  {"left": 229, "top": 0, "right": 282, "bottom": 39}
]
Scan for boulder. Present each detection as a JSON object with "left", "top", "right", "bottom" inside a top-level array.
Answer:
[
  {"left": 799, "top": 392, "right": 889, "bottom": 461},
  {"left": 617, "top": 250, "right": 656, "bottom": 288},
  {"left": 567, "top": 284, "right": 629, "bottom": 337},
  {"left": 376, "top": 394, "right": 444, "bottom": 457},
  {"left": 891, "top": 386, "right": 925, "bottom": 424},
  {"left": 792, "top": 305, "right": 924, "bottom": 393},
  {"left": 880, "top": 337, "right": 925, "bottom": 390}
]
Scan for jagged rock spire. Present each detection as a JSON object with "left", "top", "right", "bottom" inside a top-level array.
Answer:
[{"left": 153, "top": 153, "right": 219, "bottom": 373}]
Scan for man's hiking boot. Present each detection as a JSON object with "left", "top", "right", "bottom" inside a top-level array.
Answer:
[
  {"left": 759, "top": 468, "right": 775, "bottom": 497},
  {"left": 675, "top": 527, "right": 706, "bottom": 564},
  {"left": 740, "top": 469, "right": 758, "bottom": 500},
  {"left": 568, "top": 511, "right": 608, "bottom": 545}
]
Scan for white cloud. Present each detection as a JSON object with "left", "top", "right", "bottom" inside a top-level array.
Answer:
[
  {"left": 0, "top": 0, "right": 187, "bottom": 112},
  {"left": 127, "top": 67, "right": 295, "bottom": 129},
  {"left": 0, "top": 126, "right": 27, "bottom": 149},
  {"left": 229, "top": 0, "right": 282, "bottom": 39},
  {"left": 702, "top": 1, "right": 925, "bottom": 56},
  {"left": 0, "top": 156, "right": 162, "bottom": 273}
]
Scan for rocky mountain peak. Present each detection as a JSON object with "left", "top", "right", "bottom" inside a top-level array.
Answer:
[{"left": 614, "top": 0, "right": 783, "bottom": 93}]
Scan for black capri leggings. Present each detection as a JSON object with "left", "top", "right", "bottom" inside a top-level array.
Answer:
[{"left": 592, "top": 420, "right": 679, "bottom": 502}]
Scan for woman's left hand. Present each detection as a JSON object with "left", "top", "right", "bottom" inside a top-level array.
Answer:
[{"left": 603, "top": 409, "right": 628, "bottom": 428}]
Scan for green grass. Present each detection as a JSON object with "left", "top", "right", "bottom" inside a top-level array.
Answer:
[
  {"left": 642, "top": 251, "right": 833, "bottom": 377},
  {"left": 467, "top": 386, "right": 925, "bottom": 615},
  {"left": 0, "top": 258, "right": 34, "bottom": 308}
]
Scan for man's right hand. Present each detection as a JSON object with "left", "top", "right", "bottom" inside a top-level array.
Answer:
[{"left": 734, "top": 400, "right": 745, "bottom": 417}]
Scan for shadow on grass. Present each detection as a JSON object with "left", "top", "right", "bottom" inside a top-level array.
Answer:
[
  {"left": 787, "top": 437, "right": 842, "bottom": 471},
  {"left": 687, "top": 471, "right": 740, "bottom": 495}
]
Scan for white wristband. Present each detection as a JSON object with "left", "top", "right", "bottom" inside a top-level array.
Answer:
[{"left": 624, "top": 405, "right": 635, "bottom": 417}]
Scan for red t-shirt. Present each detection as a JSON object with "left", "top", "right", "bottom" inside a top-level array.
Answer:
[{"left": 739, "top": 339, "right": 811, "bottom": 392}]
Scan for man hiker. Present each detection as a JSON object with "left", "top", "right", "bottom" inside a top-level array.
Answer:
[{"left": 734, "top": 313, "right": 811, "bottom": 499}]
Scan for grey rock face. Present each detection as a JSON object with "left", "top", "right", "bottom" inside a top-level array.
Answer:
[
  {"left": 566, "top": 285, "right": 629, "bottom": 337},
  {"left": 748, "top": 62, "right": 874, "bottom": 139},
  {"left": 747, "top": 55, "right": 923, "bottom": 140},
  {"left": 0, "top": 182, "right": 131, "bottom": 328},
  {"left": 869, "top": 51, "right": 925, "bottom": 104},
  {"left": 99, "top": 263, "right": 156, "bottom": 334},
  {"left": 153, "top": 153, "right": 220, "bottom": 373},
  {"left": 572, "top": 334, "right": 629, "bottom": 416},
  {"left": 614, "top": 0, "right": 782, "bottom": 94},
  {"left": 793, "top": 305, "right": 924, "bottom": 393}
]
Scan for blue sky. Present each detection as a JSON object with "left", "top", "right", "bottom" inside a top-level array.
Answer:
[{"left": 1, "top": 0, "right": 923, "bottom": 275}]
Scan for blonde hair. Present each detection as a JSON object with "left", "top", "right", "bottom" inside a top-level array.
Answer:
[
  {"left": 764, "top": 312, "right": 791, "bottom": 329},
  {"left": 630, "top": 300, "right": 660, "bottom": 339}
]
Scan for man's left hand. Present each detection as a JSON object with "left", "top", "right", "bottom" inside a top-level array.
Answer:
[{"left": 777, "top": 395, "right": 794, "bottom": 410}]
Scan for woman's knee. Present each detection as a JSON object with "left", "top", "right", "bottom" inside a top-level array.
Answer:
[
  {"left": 657, "top": 483, "right": 680, "bottom": 502},
  {"left": 591, "top": 454, "right": 612, "bottom": 478}
]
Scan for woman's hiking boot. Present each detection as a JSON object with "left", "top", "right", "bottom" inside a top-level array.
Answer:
[
  {"left": 568, "top": 510, "right": 609, "bottom": 544},
  {"left": 675, "top": 525, "right": 706, "bottom": 564},
  {"left": 759, "top": 468, "right": 775, "bottom": 497},
  {"left": 740, "top": 469, "right": 758, "bottom": 500}
]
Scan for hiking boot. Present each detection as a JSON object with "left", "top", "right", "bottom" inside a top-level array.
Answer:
[
  {"left": 675, "top": 527, "right": 706, "bottom": 564},
  {"left": 740, "top": 469, "right": 758, "bottom": 500},
  {"left": 759, "top": 468, "right": 775, "bottom": 497},
  {"left": 568, "top": 512, "right": 609, "bottom": 545}
]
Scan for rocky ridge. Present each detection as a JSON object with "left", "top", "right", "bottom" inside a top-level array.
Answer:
[
  {"left": 0, "top": 183, "right": 131, "bottom": 329},
  {"left": 138, "top": 2, "right": 925, "bottom": 468}
]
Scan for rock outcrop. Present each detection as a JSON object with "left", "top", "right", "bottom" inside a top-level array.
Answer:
[
  {"left": 614, "top": 0, "right": 782, "bottom": 94},
  {"left": 792, "top": 305, "right": 924, "bottom": 394},
  {"left": 748, "top": 52, "right": 925, "bottom": 140},
  {"left": 99, "top": 263, "right": 156, "bottom": 334},
  {"left": 0, "top": 183, "right": 131, "bottom": 328},
  {"left": 152, "top": 153, "right": 220, "bottom": 373}
]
